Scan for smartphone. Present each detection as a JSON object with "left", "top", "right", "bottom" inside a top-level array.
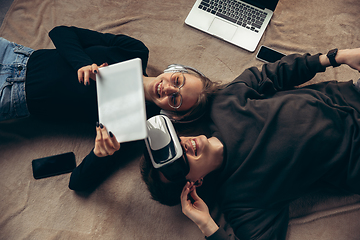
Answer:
[
  {"left": 32, "top": 152, "right": 76, "bottom": 179},
  {"left": 256, "top": 45, "right": 286, "bottom": 63}
]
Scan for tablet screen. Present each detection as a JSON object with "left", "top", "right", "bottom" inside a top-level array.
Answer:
[{"left": 96, "top": 58, "right": 147, "bottom": 143}]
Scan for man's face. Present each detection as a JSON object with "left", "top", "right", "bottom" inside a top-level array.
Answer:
[{"left": 179, "top": 135, "right": 223, "bottom": 182}]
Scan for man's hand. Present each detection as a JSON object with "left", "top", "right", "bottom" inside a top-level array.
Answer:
[
  {"left": 181, "top": 182, "right": 219, "bottom": 237},
  {"left": 320, "top": 48, "right": 360, "bottom": 72},
  {"left": 93, "top": 123, "right": 120, "bottom": 157},
  {"left": 338, "top": 48, "right": 360, "bottom": 72}
]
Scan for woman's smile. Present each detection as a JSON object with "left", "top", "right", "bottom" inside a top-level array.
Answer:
[
  {"left": 155, "top": 80, "right": 162, "bottom": 98},
  {"left": 191, "top": 139, "right": 197, "bottom": 156}
]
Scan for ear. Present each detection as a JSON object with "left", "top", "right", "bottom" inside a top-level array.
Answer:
[{"left": 194, "top": 178, "right": 203, "bottom": 187}]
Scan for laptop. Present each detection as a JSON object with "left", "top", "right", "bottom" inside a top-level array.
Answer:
[
  {"left": 185, "top": 0, "right": 279, "bottom": 52},
  {"left": 96, "top": 58, "right": 147, "bottom": 143}
]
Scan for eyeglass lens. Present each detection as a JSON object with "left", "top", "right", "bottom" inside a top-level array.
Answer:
[
  {"left": 168, "top": 72, "right": 185, "bottom": 108},
  {"left": 170, "top": 72, "right": 185, "bottom": 88}
]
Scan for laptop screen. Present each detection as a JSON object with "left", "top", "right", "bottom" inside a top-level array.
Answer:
[{"left": 243, "top": 0, "right": 279, "bottom": 11}]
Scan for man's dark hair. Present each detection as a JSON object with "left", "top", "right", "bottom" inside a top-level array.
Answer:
[{"left": 140, "top": 152, "right": 187, "bottom": 206}]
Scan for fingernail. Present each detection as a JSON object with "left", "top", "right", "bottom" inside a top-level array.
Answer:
[
  {"left": 85, "top": 82, "right": 89, "bottom": 86},
  {"left": 109, "top": 131, "right": 113, "bottom": 137},
  {"left": 96, "top": 122, "right": 99, "bottom": 127},
  {"left": 94, "top": 70, "right": 98, "bottom": 73},
  {"left": 99, "top": 123, "right": 104, "bottom": 129}
]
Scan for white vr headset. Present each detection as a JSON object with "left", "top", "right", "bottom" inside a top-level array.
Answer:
[{"left": 145, "top": 115, "right": 189, "bottom": 182}]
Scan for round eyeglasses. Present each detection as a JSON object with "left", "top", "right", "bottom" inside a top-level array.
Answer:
[{"left": 168, "top": 72, "right": 186, "bottom": 109}]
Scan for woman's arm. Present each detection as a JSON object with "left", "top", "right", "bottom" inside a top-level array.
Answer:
[
  {"left": 49, "top": 26, "right": 99, "bottom": 71},
  {"left": 69, "top": 123, "right": 146, "bottom": 191},
  {"left": 48, "top": 26, "right": 149, "bottom": 85},
  {"left": 68, "top": 123, "right": 120, "bottom": 191}
]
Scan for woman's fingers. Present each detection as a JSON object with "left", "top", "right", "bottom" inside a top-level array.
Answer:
[
  {"left": 91, "top": 62, "right": 109, "bottom": 82},
  {"left": 91, "top": 63, "right": 99, "bottom": 74},
  {"left": 94, "top": 123, "right": 120, "bottom": 157},
  {"left": 99, "top": 62, "right": 109, "bottom": 68},
  {"left": 99, "top": 125, "right": 119, "bottom": 153},
  {"left": 77, "top": 64, "right": 100, "bottom": 86},
  {"left": 94, "top": 123, "right": 105, "bottom": 157},
  {"left": 109, "top": 131, "right": 121, "bottom": 151},
  {"left": 77, "top": 68, "right": 84, "bottom": 84},
  {"left": 84, "top": 68, "right": 91, "bottom": 85}
]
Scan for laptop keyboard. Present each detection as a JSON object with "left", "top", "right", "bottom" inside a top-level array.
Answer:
[{"left": 198, "top": 0, "right": 268, "bottom": 33}]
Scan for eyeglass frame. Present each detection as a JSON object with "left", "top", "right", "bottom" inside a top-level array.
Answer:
[{"left": 167, "top": 71, "right": 186, "bottom": 110}]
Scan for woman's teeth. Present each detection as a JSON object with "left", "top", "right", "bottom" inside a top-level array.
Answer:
[
  {"left": 191, "top": 139, "right": 197, "bottom": 154},
  {"left": 157, "top": 82, "right": 162, "bottom": 96}
]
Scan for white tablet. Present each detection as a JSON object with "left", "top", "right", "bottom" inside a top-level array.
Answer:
[{"left": 96, "top": 58, "right": 147, "bottom": 143}]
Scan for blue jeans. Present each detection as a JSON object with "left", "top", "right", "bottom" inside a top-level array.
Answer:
[{"left": 0, "top": 37, "right": 34, "bottom": 122}]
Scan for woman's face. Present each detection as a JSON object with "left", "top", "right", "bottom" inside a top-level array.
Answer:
[
  {"left": 145, "top": 72, "right": 203, "bottom": 111},
  {"left": 179, "top": 135, "right": 224, "bottom": 182}
]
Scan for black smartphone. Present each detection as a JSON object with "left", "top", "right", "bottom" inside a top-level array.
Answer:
[
  {"left": 256, "top": 45, "right": 286, "bottom": 63},
  {"left": 32, "top": 152, "right": 76, "bottom": 179}
]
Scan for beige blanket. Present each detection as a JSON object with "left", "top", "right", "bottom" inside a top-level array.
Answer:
[{"left": 1, "top": 0, "right": 360, "bottom": 239}]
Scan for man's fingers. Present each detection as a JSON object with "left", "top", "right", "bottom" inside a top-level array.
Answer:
[
  {"left": 190, "top": 187, "right": 201, "bottom": 201},
  {"left": 181, "top": 182, "right": 191, "bottom": 210}
]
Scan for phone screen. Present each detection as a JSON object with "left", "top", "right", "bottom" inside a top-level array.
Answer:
[
  {"left": 32, "top": 152, "right": 76, "bottom": 179},
  {"left": 256, "top": 46, "right": 286, "bottom": 63}
]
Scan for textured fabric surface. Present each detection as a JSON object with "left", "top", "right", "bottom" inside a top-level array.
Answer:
[{"left": 1, "top": 0, "right": 360, "bottom": 239}]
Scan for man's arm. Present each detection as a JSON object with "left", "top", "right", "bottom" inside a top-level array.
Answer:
[
  {"left": 180, "top": 182, "right": 289, "bottom": 240},
  {"left": 236, "top": 48, "right": 360, "bottom": 94},
  {"left": 319, "top": 48, "right": 360, "bottom": 71}
]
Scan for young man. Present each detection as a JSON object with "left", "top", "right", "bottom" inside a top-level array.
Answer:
[{"left": 141, "top": 48, "right": 360, "bottom": 240}]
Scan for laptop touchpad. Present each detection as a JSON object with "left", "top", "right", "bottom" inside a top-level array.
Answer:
[{"left": 208, "top": 18, "right": 237, "bottom": 40}]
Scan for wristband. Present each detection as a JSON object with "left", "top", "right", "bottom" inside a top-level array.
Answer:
[{"left": 327, "top": 48, "right": 341, "bottom": 67}]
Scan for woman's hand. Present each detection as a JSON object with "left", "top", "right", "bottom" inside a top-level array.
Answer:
[
  {"left": 181, "top": 182, "right": 219, "bottom": 237},
  {"left": 93, "top": 123, "right": 120, "bottom": 157},
  {"left": 78, "top": 62, "right": 108, "bottom": 86}
]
